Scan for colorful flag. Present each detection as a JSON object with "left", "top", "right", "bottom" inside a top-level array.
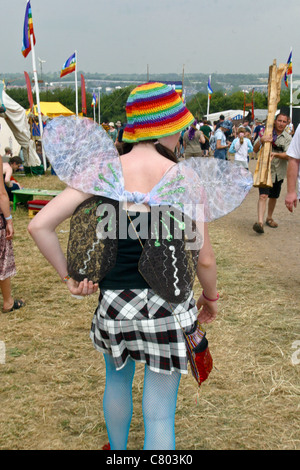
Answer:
[
  {"left": 284, "top": 50, "right": 293, "bottom": 87},
  {"left": 91, "top": 93, "right": 98, "bottom": 107},
  {"left": 60, "top": 53, "right": 76, "bottom": 78},
  {"left": 172, "top": 81, "right": 183, "bottom": 98},
  {"left": 24, "top": 71, "right": 34, "bottom": 109},
  {"left": 21, "top": 1, "right": 36, "bottom": 58},
  {"left": 207, "top": 77, "right": 213, "bottom": 99}
]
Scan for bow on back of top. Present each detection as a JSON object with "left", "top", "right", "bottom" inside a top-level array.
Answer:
[{"left": 42, "top": 116, "right": 253, "bottom": 222}]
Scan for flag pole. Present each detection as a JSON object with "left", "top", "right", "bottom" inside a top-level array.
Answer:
[
  {"left": 75, "top": 50, "right": 78, "bottom": 116},
  {"left": 29, "top": 33, "right": 46, "bottom": 170},
  {"left": 207, "top": 75, "right": 211, "bottom": 118},
  {"left": 98, "top": 88, "right": 101, "bottom": 125},
  {"left": 290, "top": 47, "right": 293, "bottom": 123},
  {"left": 207, "top": 93, "right": 210, "bottom": 118}
]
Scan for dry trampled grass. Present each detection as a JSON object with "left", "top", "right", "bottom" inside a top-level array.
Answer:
[{"left": 0, "top": 165, "right": 299, "bottom": 450}]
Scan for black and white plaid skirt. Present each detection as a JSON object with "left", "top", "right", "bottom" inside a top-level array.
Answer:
[{"left": 90, "top": 289, "right": 198, "bottom": 375}]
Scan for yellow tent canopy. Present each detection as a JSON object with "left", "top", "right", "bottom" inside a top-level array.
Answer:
[{"left": 27, "top": 102, "right": 74, "bottom": 118}]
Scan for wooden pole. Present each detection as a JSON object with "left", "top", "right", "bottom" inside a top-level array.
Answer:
[{"left": 253, "top": 60, "right": 288, "bottom": 188}]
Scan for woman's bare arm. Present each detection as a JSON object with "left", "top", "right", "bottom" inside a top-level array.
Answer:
[
  {"left": 28, "top": 186, "right": 98, "bottom": 296},
  {"left": 195, "top": 223, "right": 218, "bottom": 323}
]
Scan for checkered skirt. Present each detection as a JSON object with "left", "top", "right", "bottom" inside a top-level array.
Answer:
[{"left": 90, "top": 289, "right": 198, "bottom": 375}]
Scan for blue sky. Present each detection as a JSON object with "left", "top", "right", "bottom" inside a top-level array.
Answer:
[{"left": 2, "top": 0, "right": 299, "bottom": 76}]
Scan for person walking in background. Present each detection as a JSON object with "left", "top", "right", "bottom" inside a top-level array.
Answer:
[
  {"left": 200, "top": 119, "right": 212, "bottom": 156},
  {"left": 252, "top": 113, "right": 292, "bottom": 234},
  {"left": 215, "top": 114, "right": 225, "bottom": 130},
  {"left": 214, "top": 120, "right": 232, "bottom": 160},
  {"left": 115, "top": 121, "right": 124, "bottom": 155},
  {"left": 183, "top": 120, "right": 205, "bottom": 158},
  {"left": 229, "top": 126, "right": 253, "bottom": 169},
  {"left": 108, "top": 122, "right": 117, "bottom": 142}
]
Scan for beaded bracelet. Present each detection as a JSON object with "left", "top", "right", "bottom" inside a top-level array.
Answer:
[
  {"left": 62, "top": 275, "right": 71, "bottom": 282},
  {"left": 202, "top": 290, "right": 219, "bottom": 302}
]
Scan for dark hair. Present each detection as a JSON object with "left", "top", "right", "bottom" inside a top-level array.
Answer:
[
  {"left": 122, "top": 140, "right": 177, "bottom": 163},
  {"left": 10, "top": 156, "right": 23, "bottom": 165},
  {"left": 275, "top": 112, "right": 289, "bottom": 121}
]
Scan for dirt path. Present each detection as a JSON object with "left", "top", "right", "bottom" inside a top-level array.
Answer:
[{"left": 212, "top": 159, "right": 300, "bottom": 290}]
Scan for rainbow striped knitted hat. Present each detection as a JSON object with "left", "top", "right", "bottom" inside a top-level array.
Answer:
[{"left": 122, "top": 82, "right": 194, "bottom": 143}]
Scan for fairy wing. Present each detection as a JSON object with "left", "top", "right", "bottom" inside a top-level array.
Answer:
[
  {"left": 43, "top": 116, "right": 252, "bottom": 221},
  {"left": 42, "top": 115, "right": 124, "bottom": 200},
  {"left": 148, "top": 157, "right": 253, "bottom": 222}
]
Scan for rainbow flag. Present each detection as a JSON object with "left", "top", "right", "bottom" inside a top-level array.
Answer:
[
  {"left": 284, "top": 50, "right": 293, "bottom": 87},
  {"left": 21, "top": 1, "right": 36, "bottom": 58},
  {"left": 172, "top": 82, "right": 183, "bottom": 98},
  {"left": 91, "top": 93, "right": 97, "bottom": 107},
  {"left": 60, "top": 52, "right": 76, "bottom": 78},
  {"left": 207, "top": 77, "right": 213, "bottom": 99}
]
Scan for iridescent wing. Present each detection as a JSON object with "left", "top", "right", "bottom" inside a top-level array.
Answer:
[
  {"left": 43, "top": 116, "right": 253, "bottom": 222},
  {"left": 42, "top": 116, "right": 124, "bottom": 200},
  {"left": 148, "top": 158, "right": 253, "bottom": 222}
]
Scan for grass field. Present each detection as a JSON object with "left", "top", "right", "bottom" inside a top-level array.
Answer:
[{"left": 0, "top": 167, "right": 299, "bottom": 450}]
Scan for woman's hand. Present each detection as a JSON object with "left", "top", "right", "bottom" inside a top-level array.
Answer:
[
  {"left": 65, "top": 277, "right": 99, "bottom": 296},
  {"left": 5, "top": 220, "right": 14, "bottom": 240},
  {"left": 196, "top": 293, "right": 218, "bottom": 324}
]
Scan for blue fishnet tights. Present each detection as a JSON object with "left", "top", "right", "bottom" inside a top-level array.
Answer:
[{"left": 103, "top": 354, "right": 181, "bottom": 450}]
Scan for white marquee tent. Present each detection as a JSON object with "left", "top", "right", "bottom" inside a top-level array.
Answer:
[
  {"left": 206, "top": 109, "right": 269, "bottom": 123},
  {"left": 0, "top": 117, "right": 21, "bottom": 156},
  {"left": 205, "top": 109, "right": 245, "bottom": 122},
  {"left": 0, "top": 82, "right": 40, "bottom": 167}
]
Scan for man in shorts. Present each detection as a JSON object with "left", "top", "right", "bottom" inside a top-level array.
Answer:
[{"left": 252, "top": 113, "right": 292, "bottom": 234}]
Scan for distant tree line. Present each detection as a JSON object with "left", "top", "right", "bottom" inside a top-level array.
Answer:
[
  {"left": 5, "top": 85, "right": 135, "bottom": 124},
  {"left": 5, "top": 86, "right": 292, "bottom": 124},
  {"left": 187, "top": 89, "right": 292, "bottom": 119}
]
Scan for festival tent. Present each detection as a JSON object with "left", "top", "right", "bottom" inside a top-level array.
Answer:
[
  {"left": 27, "top": 102, "right": 74, "bottom": 118},
  {"left": 205, "top": 109, "right": 246, "bottom": 122},
  {"left": 0, "top": 82, "right": 40, "bottom": 167},
  {"left": 253, "top": 109, "right": 269, "bottom": 121},
  {"left": 0, "top": 117, "right": 21, "bottom": 156},
  {"left": 206, "top": 109, "right": 269, "bottom": 123}
]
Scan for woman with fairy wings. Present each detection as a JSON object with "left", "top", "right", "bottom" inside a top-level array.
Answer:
[{"left": 28, "top": 82, "right": 252, "bottom": 450}]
